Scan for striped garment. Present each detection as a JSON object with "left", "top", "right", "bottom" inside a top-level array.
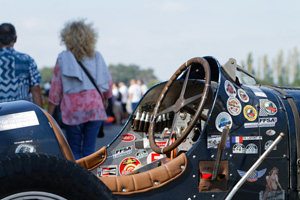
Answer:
[{"left": 0, "top": 47, "right": 42, "bottom": 102}]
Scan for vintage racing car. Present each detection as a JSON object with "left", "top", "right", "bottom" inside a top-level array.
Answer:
[{"left": 0, "top": 56, "right": 298, "bottom": 200}]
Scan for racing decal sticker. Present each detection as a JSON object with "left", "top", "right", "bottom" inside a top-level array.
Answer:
[
  {"left": 224, "top": 80, "right": 236, "bottom": 97},
  {"left": 207, "top": 135, "right": 230, "bottom": 149},
  {"left": 259, "top": 99, "right": 278, "bottom": 116},
  {"left": 156, "top": 140, "right": 168, "bottom": 147},
  {"left": 259, "top": 167, "right": 284, "bottom": 200},
  {"left": 215, "top": 112, "right": 232, "bottom": 132},
  {"left": 97, "top": 165, "right": 118, "bottom": 177},
  {"left": 147, "top": 152, "right": 164, "bottom": 164},
  {"left": 121, "top": 134, "right": 135, "bottom": 142},
  {"left": 232, "top": 136, "right": 262, "bottom": 143},
  {"left": 264, "top": 140, "right": 277, "bottom": 150},
  {"left": 135, "top": 149, "right": 148, "bottom": 159},
  {"left": 119, "top": 157, "right": 141, "bottom": 176},
  {"left": 248, "top": 86, "right": 267, "bottom": 97},
  {"left": 237, "top": 168, "right": 267, "bottom": 182},
  {"left": 245, "top": 143, "right": 258, "bottom": 154},
  {"left": 237, "top": 89, "right": 249, "bottom": 103},
  {"left": 243, "top": 105, "right": 257, "bottom": 121},
  {"left": 15, "top": 144, "right": 36, "bottom": 153},
  {"left": 12, "top": 139, "right": 40, "bottom": 154},
  {"left": 244, "top": 117, "right": 277, "bottom": 128},
  {"left": 227, "top": 97, "right": 242, "bottom": 116},
  {"left": 107, "top": 145, "right": 134, "bottom": 159},
  {"left": 243, "top": 136, "right": 263, "bottom": 140},
  {"left": 232, "top": 143, "right": 246, "bottom": 153},
  {"left": 266, "top": 129, "right": 276, "bottom": 136},
  {"left": 232, "top": 136, "right": 243, "bottom": 143},
  {"left": 0, "top": 110, "right": 39, "bottom": 131},
  {"left": 259, "top": 117, "right": 277, "bottom": 127}
]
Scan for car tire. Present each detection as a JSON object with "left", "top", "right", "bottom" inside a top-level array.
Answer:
[{"left": 0, "top": 153, "right": 115, "bottom": 200}]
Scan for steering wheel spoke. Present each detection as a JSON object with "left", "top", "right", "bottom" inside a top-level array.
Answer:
[{"left": 149, "top": 57, "right": 211, "bottom": 154}]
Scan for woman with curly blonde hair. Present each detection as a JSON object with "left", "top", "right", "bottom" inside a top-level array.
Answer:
[{"left": 48, "top": 19, "right": 112, "bottom": 160}]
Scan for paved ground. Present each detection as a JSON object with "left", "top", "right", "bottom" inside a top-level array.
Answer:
[{"left": 95, "top": 124, "right": 124, "bottom": 150}]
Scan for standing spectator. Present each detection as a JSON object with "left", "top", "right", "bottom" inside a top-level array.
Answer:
[
  {"left": 118, "top": 81, "right": 128, "bottom": 123},
  {"left": 47, "top": 19, "right": 112, "bottom": 160},
  {"left": 128, "top": 79, "right": 142, "bottom": 111},
  {"left": 0, "top": 23, "right": 43, "bottom": 107},
  {"left": 112, "top": 83, "right": 122, "bottom": 125},
  {"left": 137, "top": 80, "right": 148, "bottom": 95}
]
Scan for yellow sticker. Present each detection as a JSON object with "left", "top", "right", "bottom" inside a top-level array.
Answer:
[{"left": 243, "top": 105, "right": 257, "bottom": 121}]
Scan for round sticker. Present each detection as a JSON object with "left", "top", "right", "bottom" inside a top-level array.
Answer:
[
  {"left": 238, "top": 89, "right": 249, "bottom": 103},
  {"left": 243, "top": 105, "right": 257, "bottom": 121},
  {"left": 225, "top": 80, "right": 236, "bottom": 97},
  {"left": 215, "top": 112, "right": 232, "bottom": 132},
  {"left": 119, "top": 157, "right": 141, "bottom": 176},
  {"left": 266, "top": 129, "right": 276, "bottom": 136},
  {"left": 261, "top": 99, "right": 277, "bottom": 115},
  {"left": 264, "top": 140, "right": 277, "bottom": 150},
  {"left": 227, "top": 97, "right": 242, "bottom": 116}
]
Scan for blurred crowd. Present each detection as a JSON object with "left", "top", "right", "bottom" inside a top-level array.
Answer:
[{"left": 111, "top": 79, "right": 148, "bottom": 125}]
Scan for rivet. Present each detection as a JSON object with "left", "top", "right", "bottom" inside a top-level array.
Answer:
[
  {"left": 283, "top": 154, "right": 286, "bottom": 158},
  {"left": 229, "top": 154, "right": 233, "bottom": 158},
  {"left": 187, "top": 198, "right": 191, "bottom": 200},
  {"left": 193, "top": 155, "right": 196, "bottom": 159},
  {"left": 101, "top": 155, "right": 105, "bottom": 158},
  {"left": 122, "top": 189, "right": 127, "bottom": 193},
  {"left": 211, "top": 155, "right": 215, "bottom": 158},
  {"left": 193, "top": 195, "right": 196, "bottom": 198},
  {"left": 230, "top": 173, "right": 233, "bottom": 177},
  {"left": 181, "top": 165, "right": 185, "bottom": 169},
  {"left": 154, "top": 181, "right": 159, "bottom": 186},
  {"left": 193, "top": 175, "right": 196, "bottom": 178},
  {"left": 212, "top": 194, "right": 215, "bottom": 198}
]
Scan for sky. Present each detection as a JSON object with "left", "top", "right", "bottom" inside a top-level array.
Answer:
[{"left": 1, "top": 0, "right": 300, "bottom": 81}]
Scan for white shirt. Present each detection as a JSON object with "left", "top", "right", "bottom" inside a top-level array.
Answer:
[
  {"left": 112, "top": 88, "right": 122, "bottom": 106},
  {"left": 119, "top": 85, "right": 128, "bottom": 104},
  {"left": 128, "top": 84, "right": 142, "bottom": 103}
]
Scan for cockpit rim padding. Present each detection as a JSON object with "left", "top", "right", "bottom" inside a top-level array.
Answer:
[
  {"left": 76, "top": 146, "right": 107, "bottom": 171},
  {"left": 99, "top": 153, "right": 187, "bottom": 195},
  {"left": 43, "top": 110, "right": 75, "bottom": 162}
]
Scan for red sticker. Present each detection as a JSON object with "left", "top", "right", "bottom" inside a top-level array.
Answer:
[
  {"left": 119, "top": 157, "right": 141, "bottom": 176},
  {"left": 156, "top": 141, "right": 167, "bottom": 147},
  {"left": 121, "top": 134, "right": 135, "bottom": 142}
]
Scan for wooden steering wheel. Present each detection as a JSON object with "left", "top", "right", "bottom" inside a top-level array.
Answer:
[{"left": 149, "top": 57, "right": 211, "bottom": 154}]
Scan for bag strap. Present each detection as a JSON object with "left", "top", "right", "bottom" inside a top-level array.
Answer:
[{"left": 76, "top": 60, "right": 105, "bottom": 104}]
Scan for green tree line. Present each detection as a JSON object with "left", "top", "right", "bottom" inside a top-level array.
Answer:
[
  {"left": 39, "top": 63, "right": 160, "bottom": 88},
  {"left": 241, "top": 47, "right": 300, "bottom": 87}
]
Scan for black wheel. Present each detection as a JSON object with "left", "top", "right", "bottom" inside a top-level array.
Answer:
[{"left": 0, "top": 153, "right": 115, "bottom": 200}]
